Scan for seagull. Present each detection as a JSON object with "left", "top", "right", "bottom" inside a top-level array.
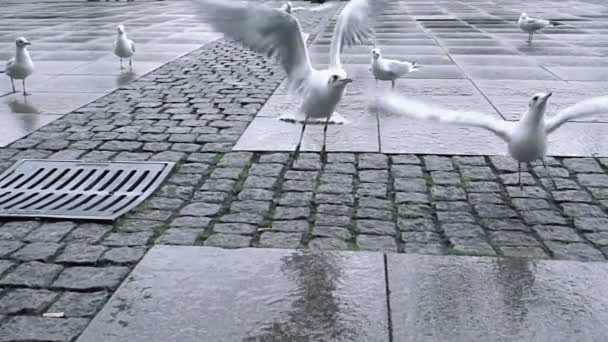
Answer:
[
  {"left": 373, "top": 91, "right": 608, "bottom": 188},
  {"left": 5, "top": 37, "right": 34, "bottom": 96},
  {"left": 370, "top": 47, "right": 419, "bottom": 88},
  {"left": 518, "top": 12, "right": 563, "bottom": 44},
  {"left": 193, "top": 0, "right": 385, "bottom": 161},
  {"left": 113, "top": 24, "right": 135, "bottom": 69}
]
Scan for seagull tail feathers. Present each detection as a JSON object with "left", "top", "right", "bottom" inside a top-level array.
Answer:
[
  {"left": 411, "top": 61, "right": 420, "bottom": 72},
  {"left": 550, "top": 20, "right": 564, "bottom": 26}
]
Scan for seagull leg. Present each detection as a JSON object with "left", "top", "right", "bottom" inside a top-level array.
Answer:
[
  {"left": 120, "top": 58, "right": 124, "bottom": 69},
  {"left": 10, "top": 78, "right": 16, "bottom": 93},
  {"left": 129, "top": 58, "right": 132, "bottom": 70},
  {"left": 391, "top": 80, "right": 395, "bottom": 89},
  {"left": 541, "top": 158, "right": 555, "bottom": 190},
  {"left": 293, "top": 118, "right": 307, "bottom": 162},
  {"left": 22, "top": 80, "right": 29, "bottom": 96},
  {"left": 528, "top": 32, "right": 533, "bottom": 44},
  {"left": 320, "top": 115, "right": 330, "bottom": 163},
  {"left": 518, "top": 162, "right": 522, "bottom": 190}
]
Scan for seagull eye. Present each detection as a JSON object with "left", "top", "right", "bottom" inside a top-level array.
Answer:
[
  {"left": 331, "top": 75, "right": 338, "bottom": 82},
  {"left": 532, "top": 96, "right": 538, "bottom": 101}
]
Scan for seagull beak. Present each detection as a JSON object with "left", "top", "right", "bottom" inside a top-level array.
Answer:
[
  {"left": 543, "top": 92, "right": 553, "bottom": 101},
  {"left": 24, "top": 42, "right": 31, "bottom": 45},
  {"left": 339, "top": 78, "right": 353, "bottom": 84}
]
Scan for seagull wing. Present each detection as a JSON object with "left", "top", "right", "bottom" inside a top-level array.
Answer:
[
  {"left": 526, "top": 17, "right": 550, "bottom": 30},
  {"left": 193, "top": 0, "right": 312, "bottom": 93},
  {"left": 5, "top": 57, "right": 14, "bottom": 70},
  {"left": 329, "top": 0, "right": 387, "bottom": 68},
  {"left": 307, "top": 3, "right": 336, "bottom": 12},
  {"left": 545, "top": 95, "right": 608, "bottom": 134},
  {"left": 374, "top": 92, "right": 513, "bottom": 141},
  {"left": 129, "top": 39, "right": 135, "bottom": 53}
]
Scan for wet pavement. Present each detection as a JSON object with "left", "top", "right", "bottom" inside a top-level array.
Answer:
[
  {"left": 0, "top": 0, "right": 219, "bottom": 147},
  {"left": 234, "top": 0, "right": 608, "bottom": 156},
  {"left": 77, "top": 246, "right": 608, "bottom": 342}
]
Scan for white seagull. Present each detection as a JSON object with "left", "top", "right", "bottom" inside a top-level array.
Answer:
[
  {"left": 113, "top": 24, "right": 135, "bottom": 69},
  {"left": 193, "top": 0, "right": 385, "bottom": 160},
  {"left": 374, "top": 92, "right": 608, "bottom": 187},
  {"left": 5, "top": 37, "right": 34, "bottom": 96},
  {"left": 370, "top": 47, "right": 419, "bottom": 88},
  {"left": 518, "top": 12, "right": 563, "bottom": 44}
]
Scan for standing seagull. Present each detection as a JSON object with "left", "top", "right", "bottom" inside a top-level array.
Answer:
[
  {"left": 370, "top": 47, "right": 419, "bottom": 88},
  {"left": 5, "top": 37, "right": 34, "bottom": 96},
  {"left": 373, "top": 92, "right": 608, "bottom": 188},
  {"left": 193, "top": 0, "right": 385, "bottom": 160},
  {"left": 518, "top": 12, "right": 563, "bottom": 44},
  {"left": 113, "top": 24, "right": 135, "bottom": 70}
]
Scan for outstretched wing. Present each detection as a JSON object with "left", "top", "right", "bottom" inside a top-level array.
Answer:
[
  {"left": 193, "top": 0, "right": 313, "bottom": 93},
  {"left": 329, "top": 0, "right": 387, "bottom": 68},
  {"left": 545, "top": 96, "right": 608, "bottom": 133},
  {"left": 373, "top": 92, "right": 513, "bottom": 141}
]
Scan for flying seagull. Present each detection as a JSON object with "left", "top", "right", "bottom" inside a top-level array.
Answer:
[
  {"left": 370, "top": 47, "right": 419, "bottom": 88},
  {"left": 193, "top": 0, "right": 385, "bottom": 161},
  {"left": 373, "top": 91, "right": 608, "bottom": 188},
  {"left": 518, "top": 12, "right": 563, "bottom": 44},
  {"left": 5, "top": 37, "right": 34, "bottom": 96},
  {"left": 114, "top": 24, "right": 135, "bottom": 69}
]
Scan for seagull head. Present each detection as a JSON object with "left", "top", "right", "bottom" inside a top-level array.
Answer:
[
  {"left": 371, "top": 48, "right": 381, "bottom": 60},
  {"left": 15, "top": 37, "right": 31, "bottom": 48},
  {"left": 284, "top": 2, "right": 293, "bottom": 14},
  {"left": 519, "top": 12, "right": 528, "bottom": 19},
  {"left": 327, "top": 72, "right": 353, "bottom": 90},
  {"left": 529, "top": 92, "right": 552, "bottom": 113},
  {"left": 117, "top": 24, "right": 126, "bottom": 34}
]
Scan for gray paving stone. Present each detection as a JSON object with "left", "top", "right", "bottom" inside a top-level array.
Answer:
[
  {"left": 101, "top": 247, "right": 147, "bottom": 265},
  {"left": 25, "top": 221, "right": 76, "bottom": 243},
  {"left": 77, "top": 246, "right": 388, "bottom": 342},
  {"left": 0, "top": 241, "right": 24, "bottom": 258},
  {"left": 488, "top": 231, "right": 539, "bottom": 246},
  {"left": 0, "top": 262, "right": 63, "bottom": 287},
  {"left": 356, "top": 235, "right": 398, "bottom": 252},
  {"left": 534, "top": 225, "right": 582, "bottom": 242},
  {"left": 356, "top": 220, "right": 397, "bottom": 236},
  {"left": 0, "top": 316, "right": 89, "bottom": 342},
  {"left": 448, "top": 238, "right": 496, "bottom": 256},
  {"left": 585, "top": 232, "right": 608, "bottom": 246},
  {"left": 156, "top": 228, "right": 202, "bottom": 245},
  {"left": 0, "top": 288, "right": 58, "bottom": 315},
  {"left": 64, "top": 223, "right": 113, "bottom": 244},
  {"left": 271, "top": 220, "right": 309, "bottom": 233},
  {"left": 499, "top": 246, "right": 550, "bottom": 258},
  {"left": 179, "top": 202, "right": 222, "bottom": 217},
  {"left": 48, "top": 291, "right": 109, "bottom": 318},
  {"left": 545, "top": 242, "right": 605, "bottom": 262},
  {"left": 259, "top": 232, "right": 302, "bottom": 249},
  {"left": 54, "top": 243, "right": 106, "bottom": 265},
  {"left": 309, "top": 237, "right": 351, "bottom": 250},
  {"left": 431, "top": 186, "right": 467, "bottom": 201},
  {"left": 213, "top": 223, "right": 257, "bottom": 235},
  {"left": 0, "top": 221, "right": 40, "bottom": 240},
  {"left": 204, "top": 234, "right": 251, "bottom": 248},
  {"left": 103, "top": 232, "right": 155, "bottom": 247},
  {"left": 561, "top": 203, "right": 607, "bottom": 218},
  {"left": 52, "top": 266, "right": 130, "bottom": 291},
  {"left": 388, "top": 254, "right": 608, "bottom": 341},
  {"left": 520, "top": 210, "right": 567, "bottom": 225}
]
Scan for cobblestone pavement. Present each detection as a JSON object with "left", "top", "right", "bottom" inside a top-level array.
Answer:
[{"left": 1, "top": 0, "right": 608, "bottom": 340}]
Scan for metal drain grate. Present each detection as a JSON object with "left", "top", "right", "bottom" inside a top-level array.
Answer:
[{"left": 0, "top": 159, "right": 175, "bottom": 221}]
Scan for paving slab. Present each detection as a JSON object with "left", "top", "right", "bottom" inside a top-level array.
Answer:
[
  {"left": 77, "top": 246, "right": 388, "bottom": 342},
  {"left": 388, "top": 254, "right": 608, "bottom": 342}
]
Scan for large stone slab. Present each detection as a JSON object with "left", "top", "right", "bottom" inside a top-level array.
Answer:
[
  {"left": 77, "top": 246, "right": 389, "bottom": 342},
  {"left": 388, "top": 254, "right": 608, "bottom": 342}
]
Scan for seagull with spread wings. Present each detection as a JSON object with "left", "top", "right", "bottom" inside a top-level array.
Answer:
[
  {"left": 192, "top": 0, "right": 385, "bottom": 160},
  {"left": 374, "top": 92, "right": 608, "bottom": 187}
]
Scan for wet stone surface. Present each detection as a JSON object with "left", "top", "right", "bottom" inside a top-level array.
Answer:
[
  {"left": 77, "top": 246, "right": 388, "bottom": 342},
  {"left": 388, "top": 254, "right": 608, "bottom": 341}
]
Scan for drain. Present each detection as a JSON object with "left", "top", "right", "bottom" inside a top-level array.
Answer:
[{"left": 0, "top": 159, "right": 174, "bottom": 221}]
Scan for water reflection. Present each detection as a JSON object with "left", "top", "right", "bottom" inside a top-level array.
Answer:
[
  {"left": 5, "top": 96, "right": 40, "bottom": 114},
  {"left": 244, "top": 252, "right": 348, "bottom": 342},
  {"left": 117, "top": 71, "right": 138, "bottom": 87},
  {"left": 493, "top": 257, "right": 537, "bottom": 338}
]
